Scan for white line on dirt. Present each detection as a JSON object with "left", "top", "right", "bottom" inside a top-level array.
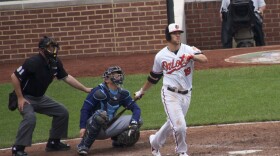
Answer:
[
  {"left": 228, "top": 150, "right": 262, "bottom": 155},
  {"left": 1, "top": 121, "right": 279, "bottom": 151},
  {"left": 188, "top": 120, "right": 280, "bottom": 129}
]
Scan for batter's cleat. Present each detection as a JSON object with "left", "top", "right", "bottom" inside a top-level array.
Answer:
[
  {"left": 45, "top": 141, "right": 70, "bottom": 152},
  {"left": 178, "top": 152, "right": 189, "bottom": 156},
  {"left": 149, "top": 135, "right": 161, "bottom": 156}
]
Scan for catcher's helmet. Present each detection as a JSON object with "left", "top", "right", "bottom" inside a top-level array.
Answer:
[
  {"left": 38, "top": 36, "right": 59, "bottom": 59},
  {"left": 165, "top": 23, "right": 184, "bottom": 41},
  {"left": 103, "top": 66, "right": 124, "bottom": 85}
]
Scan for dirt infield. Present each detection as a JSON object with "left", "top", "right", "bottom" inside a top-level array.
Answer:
[{"left": 1, "top": 45, "right": 280, "bottom": 156}]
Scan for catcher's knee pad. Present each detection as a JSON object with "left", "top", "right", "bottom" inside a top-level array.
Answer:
[
  {"left": 113, "top": 129, "right": 140, "bottom": 147},
  {"left": 93, "top": 110, "right": 108, "bottom": 125},
  {"left": 84, "top": 110, "right": 108, "bottom": 142}
]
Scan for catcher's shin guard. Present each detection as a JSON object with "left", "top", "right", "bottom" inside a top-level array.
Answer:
[{"left": 81, "top": 112, "right": 105, "bottom": 148}]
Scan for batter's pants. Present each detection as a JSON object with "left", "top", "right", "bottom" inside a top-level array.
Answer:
[{"left": 150, "top": 86, "right": 191, "bottom": 154}]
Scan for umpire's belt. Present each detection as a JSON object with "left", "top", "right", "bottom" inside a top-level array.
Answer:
[{"left": 167, "top": 87, "right": 192, "bottom": 95}]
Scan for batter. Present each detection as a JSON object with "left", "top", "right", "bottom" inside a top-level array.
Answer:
[{"left": 134, "top": 23, "right": 208, "bottom": 156}]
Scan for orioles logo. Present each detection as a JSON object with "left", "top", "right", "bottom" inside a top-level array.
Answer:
[
  {"left": 161, "top": 54, "right": 189, "bottom": 74},
  {"left": 175, "top": 24, "right": 179, "bottom": 30}
]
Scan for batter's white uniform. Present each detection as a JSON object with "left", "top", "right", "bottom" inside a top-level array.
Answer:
[{"left": 150, "top": 43, "right": 202, "bottom": 154}]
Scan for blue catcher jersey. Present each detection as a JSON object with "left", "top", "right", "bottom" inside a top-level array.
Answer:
[{"left": 79, "top": 83, "right": 140, "bottom": 129}]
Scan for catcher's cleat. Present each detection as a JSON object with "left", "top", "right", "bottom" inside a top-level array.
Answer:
[
  {"left": 149, "top": 135, "right": 161, "bottom": 156},
  {"left": 77, "top": 149, "right": 88, "bottom": 156},
  {"left": 77, "top": 144, "right": 89, "bottom": 156},
  {"left": 45, "top": 141, "right": 70, "bottom": 152}
]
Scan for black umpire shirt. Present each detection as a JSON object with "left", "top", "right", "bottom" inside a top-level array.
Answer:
[{"left": 14, "top": 53, "right": 68, "bottom": 97}]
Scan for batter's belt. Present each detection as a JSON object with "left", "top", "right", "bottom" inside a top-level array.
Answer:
[{"left": 167, "top": 87, "right": 192, "bottom": 95}]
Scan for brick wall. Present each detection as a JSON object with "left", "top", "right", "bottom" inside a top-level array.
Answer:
[
  {"left": 185, "top": 0, "right": 280, "bottom": 50},
  {"left": 1, "top": 0, "right": 280, "bottom": 63},
  {"left": 0, "top": 0, "right": 167, "bottom": 63}
]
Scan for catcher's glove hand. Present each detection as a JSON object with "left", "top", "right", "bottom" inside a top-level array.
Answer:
[{"left": 128, "top": 120, "right": 139, "bottom": 137}]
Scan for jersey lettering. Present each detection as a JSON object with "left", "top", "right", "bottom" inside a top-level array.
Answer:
[
  {"left": 184, "top": 67, "right": 191, "bottom": 76},
  {"left": 162, "top": 55, "right": 187, "bottom": 74}
]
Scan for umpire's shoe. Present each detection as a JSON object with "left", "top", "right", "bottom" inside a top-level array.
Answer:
[
  {"left": 12, "top": 151, "right": 28, "bottom": 156},
  {"left": 45, "top": 140, "right": 70, "bottom": 152},
  {"left": 12, "top": 145, "right": 28, "bottom": 156}
]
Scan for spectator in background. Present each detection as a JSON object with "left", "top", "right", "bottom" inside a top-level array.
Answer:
[{"left": 220, "top": 0, "right": 266, "bottom": 48}]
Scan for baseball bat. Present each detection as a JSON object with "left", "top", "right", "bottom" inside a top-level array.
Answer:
[{"left": 106, "top": 98, "right": 138, "bottom": 128}]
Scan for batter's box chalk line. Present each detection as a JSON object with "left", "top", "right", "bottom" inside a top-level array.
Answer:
[{"left": 228, "top": 149, "right": 262, "bottom": 155}]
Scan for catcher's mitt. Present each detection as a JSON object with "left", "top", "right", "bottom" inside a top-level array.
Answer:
[{"left": 114, "top": 129, "right": 140, "bottom": 147}]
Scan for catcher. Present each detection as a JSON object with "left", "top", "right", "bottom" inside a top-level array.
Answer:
[{"left": 77, "top": 66, "right": 142, "bottom": 155}]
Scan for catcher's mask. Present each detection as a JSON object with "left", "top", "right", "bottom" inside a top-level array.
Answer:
[
  {"left": 38, "top": 36, "right": 59, "bottom": 59},
  {"left": 165, "top": 23, "right": 184, "bottom": 41},
  {"left": 103, "top": 66, "right": 124, "bottom": 85}
]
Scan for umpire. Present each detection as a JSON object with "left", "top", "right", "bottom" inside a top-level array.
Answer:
[{"left": 10, "top": 36, "right": 92, "bottom": 156}]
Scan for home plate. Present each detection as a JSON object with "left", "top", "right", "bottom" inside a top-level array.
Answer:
[
  {"left": 228, "top": 150, "right": 262, "bottom": 155},
  {"left": 225, "top": 50, "right": 280, "bottom": 64}
]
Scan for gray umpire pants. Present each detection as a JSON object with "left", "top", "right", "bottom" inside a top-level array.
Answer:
[{"left": 15, "top": 95, "right": 69, "bottom": 146}]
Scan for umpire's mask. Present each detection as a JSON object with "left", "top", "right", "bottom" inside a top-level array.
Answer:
[{"left": 38, "top": 36, "right": 59, "bottom": 59}]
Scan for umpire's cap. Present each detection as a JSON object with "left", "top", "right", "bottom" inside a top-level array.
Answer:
[{"left": 38, "top": 36, "right": 59, "bottom": 49}]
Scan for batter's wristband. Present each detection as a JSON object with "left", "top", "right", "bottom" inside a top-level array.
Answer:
[
  {"left": 147, "top": 76, "right": 159, "bottom": 84},
  {"left": 150, "top": 71, "right": 163, "bottom": 79}
]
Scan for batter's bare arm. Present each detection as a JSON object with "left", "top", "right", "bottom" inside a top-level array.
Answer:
[
  {"left": 140, "top": 80, "right": 154, "bottom": 93},
  {"left": 135, "top": 72, "right": 163, "bottom": 99},
  {"left": 193, "top": 54, "right": 208, "bottom": 63},
  {"left": 11, "top": 73, "right": 30, "bottom": 111},
  {"left": 63, "top": 75, "right": 92, "bottom": 93}
]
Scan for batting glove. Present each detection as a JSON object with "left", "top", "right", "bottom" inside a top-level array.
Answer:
[{"left": 134, "top": 88, "right": 145, "bottom": 100}]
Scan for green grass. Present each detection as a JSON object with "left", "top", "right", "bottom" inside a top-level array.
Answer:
[{"left": 1, "top": 65, "right": 280, "bottom": 148}]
